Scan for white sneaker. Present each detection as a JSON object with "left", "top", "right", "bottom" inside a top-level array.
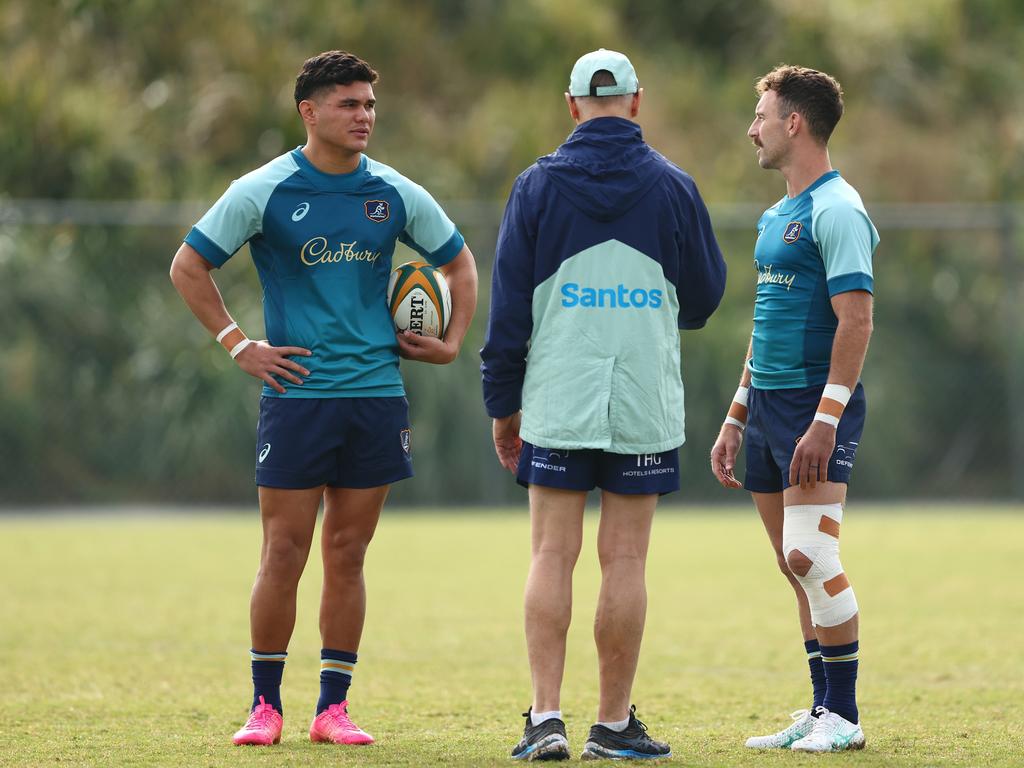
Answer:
[
  {"left": 791, "top": 706, "right": 865, "bottom": 752},
  {"left": 744, "top": 709, "right": 815, "bottom": 749}
]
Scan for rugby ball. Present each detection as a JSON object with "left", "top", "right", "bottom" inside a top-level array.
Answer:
[{"left": 387, "top": 261, "right": 451, "bottom": 339}]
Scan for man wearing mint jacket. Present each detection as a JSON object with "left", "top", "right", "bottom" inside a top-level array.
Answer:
[{"left": 480, "top": 49, "right": 726, "bottom": 762}]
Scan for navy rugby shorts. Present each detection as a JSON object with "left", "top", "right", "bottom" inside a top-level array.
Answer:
[
  {"left": 516, "top": 441, "right": 680, "bottom": 495},
  {"left": 254, "top": 396, "right": 413, "bottom": 489},
  {"left": 743, "top": 382, "right": 866, "bottom": 493}
]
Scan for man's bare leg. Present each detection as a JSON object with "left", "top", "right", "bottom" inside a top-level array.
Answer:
[
  {"left": 525, "top": 485, "right": 586, "bottom": 714},
  {"left": 232, "top": 485, "right": 323, "bottom": 745},
  {"left": 306, "top": 484, "right": 390, "bottom": 743},
  {"left": 251, "top": 485, "right": 324, "bottom": 651},
  {"left": 752, "top": 491, "right": 814, "bottom": 641},
  {"left": 319, "top": 485, "right": 389, "bottom": 650},
  {"left": 593, "top": 491, "right": 656, "bottom": 723},
  {"left": 782, "top": 482, "right": 862, "bottom": 748},
  {"left": 782, "top": 484, "right": 857, "bottom": 647}
]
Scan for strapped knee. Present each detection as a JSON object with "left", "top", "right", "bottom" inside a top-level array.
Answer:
[{"left": 782, "top": 504, "right": 858, "bottom": 627}]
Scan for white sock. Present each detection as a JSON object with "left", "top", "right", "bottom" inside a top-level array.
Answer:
[
  {"left": 531, "top": 710, "right": 562, "bottom": 726},
  {"left": 597, "top": 716, "right": 630, "bottom": 732}
]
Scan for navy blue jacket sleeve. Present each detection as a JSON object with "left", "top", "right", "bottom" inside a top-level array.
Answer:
[
  {"left": 480, "top": 174, "right": 537, "bottom": 418},
  {"left": 676, "top": 179, "right": 727, "bottom": 330}
]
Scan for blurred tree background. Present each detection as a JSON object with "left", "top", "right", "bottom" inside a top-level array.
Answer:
[{"left": 1, "top": 0, "right": 1021, "bottom": 506}]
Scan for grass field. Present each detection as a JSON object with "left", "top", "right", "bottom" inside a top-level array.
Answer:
[{"left": 2, "top": 504, "right": 1022, "bottom": 767}]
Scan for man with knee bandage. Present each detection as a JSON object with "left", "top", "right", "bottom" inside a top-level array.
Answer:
[{"left": 709, "top": 65, "right": 877, "bottom": 753}]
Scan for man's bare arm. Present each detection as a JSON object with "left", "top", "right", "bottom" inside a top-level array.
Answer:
[
  {"left": 169, "top": 243, "right": 311, "bottom": 394},
  {"left": 789, "top": 290, "right": 873, "bottom": 489}
]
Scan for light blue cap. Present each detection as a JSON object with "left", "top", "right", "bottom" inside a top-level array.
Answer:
[{"left": 568, "top": 48, "right": 639, "bottom": 97}]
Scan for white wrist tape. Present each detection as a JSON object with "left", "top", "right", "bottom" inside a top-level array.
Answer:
[
  {"left": 725, "top": 385, "right": 750, "bottom": 430},
  {"left": 815, "top": 383, "right": 852, "bottom": 429},
  {"left": 215, "top": 322, "right": 239, "bottom": 343},
  {"left": 822, "top": 384, "right": 852, "bottom": 406},
  {"left": 814, "top": 412, "right": 841, "bottom": 428},
  {"left": 216, "top": 321, "right": 250, "bottom": 357},
  {"left": 733, "top": 385, "right": 749, "bottom": 406},
  {"left": 229, "top": 338, "right": 253, "bottom": 359}
]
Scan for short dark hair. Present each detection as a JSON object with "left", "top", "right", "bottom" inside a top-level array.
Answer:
[
  {"left": 756, "top": 65, "right": 844, "bottom": 144},
  {"left": 294, "top": 51, "right": 378, "bottom": 108}
]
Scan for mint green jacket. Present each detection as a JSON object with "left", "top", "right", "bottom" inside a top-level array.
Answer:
[{"left": 480, "top": 118, "right": 726, "bottom": 453}]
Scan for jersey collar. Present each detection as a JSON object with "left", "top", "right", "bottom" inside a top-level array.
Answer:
[
  {"left": 291, "top": 147, "right": 369, "bottom": 192},
  {"left": 785, "top": 169, "right": 839, "bottom": 205},
  {"left": 777, "top": 170, "right": 840, "bottom": 214}
]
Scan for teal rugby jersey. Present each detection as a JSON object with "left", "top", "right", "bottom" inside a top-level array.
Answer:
[
  {"left": 184, "top": 147, "right": 464, "bottom": 398},
  {"left": 748, "top": 170, "right": 878, "bottom": 390}
]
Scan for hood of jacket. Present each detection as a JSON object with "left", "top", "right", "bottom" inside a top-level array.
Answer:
[{"left": 535, "top": 116, "right": 668, "bottom": 223}]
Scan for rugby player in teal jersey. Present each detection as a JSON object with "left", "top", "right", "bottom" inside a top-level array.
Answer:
[
  {"left": 710, "top": 66, "right": 877, "bottom": 753},
  {"left": 170, "top": 51, "right": 477, "bottom": 747}
]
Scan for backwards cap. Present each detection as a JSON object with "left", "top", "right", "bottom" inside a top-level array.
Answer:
[{"left": 568, "top": 48, "right": 639, "bottom": 97}]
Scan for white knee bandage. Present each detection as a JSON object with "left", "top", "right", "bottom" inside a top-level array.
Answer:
[{"left": 782, "top": 504, "right": 858, "bottom": 627}]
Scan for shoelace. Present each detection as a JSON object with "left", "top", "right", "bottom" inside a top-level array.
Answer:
[
  {"left": 247, "top": 705, "right": 276, "bottom": 729},
  {"left": 628, "top": 705, "right": 648, "bottom": 733},
  {"left": 808, "top": 707, "right": 838, "bottom": 736},
  {"left": 788, "top": 708, "right": 812, "bottom": 724},
  {"left": 324, "top": 704, "right": 357, "bottom": 729}
]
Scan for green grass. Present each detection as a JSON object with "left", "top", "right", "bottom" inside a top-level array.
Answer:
[{"left": 2, "top": 504, "right": 1023, "bottom": 767}]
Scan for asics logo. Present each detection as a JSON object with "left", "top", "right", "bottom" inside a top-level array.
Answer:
[
  {"left": 292, "top": 202, "right": 310, "bottom": 222},
  {"left": 259, "top": 443, "right": 271, "bottom": 462}
]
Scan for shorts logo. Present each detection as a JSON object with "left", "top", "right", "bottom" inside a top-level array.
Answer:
[
  {"left": 292, "top": 202, "right": 310, "bottom": 222},
  {"left": 259, "top": 443, "right": 271, "bottom": 462},
  {"left": 400, "top": 429, "right": 411, "bottom": 455},
  {"left": 783, "top": 221, "right": 803, "bottom": 244},
  {"left": 834, "top": 441, "right": 858, "bottom": 469},
  {"left": 365, "top": 200, "right": 390, "bottom": 222},
  {"left": 531, "top": 448, "right": 568, "bottom": 473},
  {"left": 623, "top": 452, "right": 675, "bottom": 478}
]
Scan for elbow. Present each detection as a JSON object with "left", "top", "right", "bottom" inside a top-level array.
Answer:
[
  {"left": 169, "top": 254, "right": 201, "bottom": 297},
  {"left": 169, "top": 257, "right": 194, "bottom": 295},
  {"left": 169, "top": 258, "right": 183, "bottom": 289},
  {"left": 858, "top": 313, "right": 874, "bottom": 337},
  {"left": 170, "top": 247, "right": 212, "bottom": 292}
]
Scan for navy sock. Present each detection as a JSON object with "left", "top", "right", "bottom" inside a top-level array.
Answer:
[
  {"left": 821, "top": 640, "right": 859, "bottom": 723},
  {"left": 250, "top": 649, "right": 287, "bottom": 713},
  {"left": 317, "top": 649, "right": 358, "bottom": 714},
  {"left": 804, "top": 638, "right": 827, "bottom": 711}
]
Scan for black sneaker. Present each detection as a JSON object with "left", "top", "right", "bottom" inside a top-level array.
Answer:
[
  {"left": 581, "top": 705, "right": 671, "bottom": 760},
  {"left": 511, "top": 709, "right": 570, "bottom": 761}
]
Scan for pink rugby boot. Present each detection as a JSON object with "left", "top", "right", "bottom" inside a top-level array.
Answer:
[
  {"left": 309, "top": 700, "right": 375, "bottom": 745},
  {"left": 232, "top": 696, "right": 283, "bottom": 746}
]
